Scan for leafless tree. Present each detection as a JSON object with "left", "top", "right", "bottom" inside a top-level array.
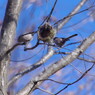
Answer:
[{"left": 0, "top": 0, "right": 95, "bottom": 95}]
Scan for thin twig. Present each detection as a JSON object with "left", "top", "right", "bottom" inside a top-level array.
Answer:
[
  {"left": 8, "top": 49, "right": 54, "bottom": 86},
  {"left": 62, "top": 15, "right": 90, "bottom": 29},
  {"left": 35, "top": 78, "right": 69, "bottom": 85},
  {"left": 54, "top": 5, "right": 95, "bottom": 25},
  {"left": 38, "top": 87, "right": 55, "bottom": 95},
  {"left": 10, "top": 46, "right": 44, "bottom": 62},
  {"left": 24, "top": 40, "right": 39, "bottom": 51},
  {"left": 55, "top": 63, "right": 95, "bottom": 95},
  {"left": 0, "top": 42, "right": 25, "bottom": 61},
  {"left": 16, "top": 32, "right": 95, "bottom": 95},
  {"left": 39, "top": 0, "right": 58, "bottom": 26},
  {"left": 78, "top": 57, "right": 95, "bottom": 63},
  {"left": 47, "top": 0, "right": 58, "bottom": 22}
]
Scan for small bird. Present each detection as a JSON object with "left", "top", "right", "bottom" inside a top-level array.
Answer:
[
  {"left": 18, "top": 32, "right": 36, "bottom": 43},
  {"left": 38, "top": 22, "right": 55, "bottom": 42},
  {"left": 18, "top": 32, "right": 36, "bottom": 49},
  {"left": 53, "top": 34, "right": 78, "bottom": 47}
]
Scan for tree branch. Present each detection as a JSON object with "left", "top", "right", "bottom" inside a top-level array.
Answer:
[
  {"left": 0, "top": 0, "right": 23, "bottom": 95},
  {"left": 8, "top": 48, "right": 54, "bottom": 86},
  {"left": 54, "top": 0, "right": 88, "bottom": 32},
  {"left": 55, "top": 63, "right": 94, "bottom": 95},
  {"left": 16, "top": 32, "right": 95, "bottom": 95}
]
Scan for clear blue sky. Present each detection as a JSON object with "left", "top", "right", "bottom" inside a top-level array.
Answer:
[{"left": 0, "top": 0, "right": 95, "bottom": 95}]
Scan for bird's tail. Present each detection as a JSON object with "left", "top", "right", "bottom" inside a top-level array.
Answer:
[{"left": 66, "top": 34, "right": 78, "bottom": 40}]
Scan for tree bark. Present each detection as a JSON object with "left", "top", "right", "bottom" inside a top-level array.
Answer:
[
  {"left": 0, "top": 0, "right": 22, "bottom": 95},
  {"left": 17, "top": 32, "right": 95, "bottom": 95}
]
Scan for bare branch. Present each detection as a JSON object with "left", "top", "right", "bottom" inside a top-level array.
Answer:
[
  {"left": 40, "top": 0, "right": 58, "bottom": 26},
  {"left": 54, "top": 0, "right": 89, "bottom": 32},
  {"left": 78, "top": 57, "right": 95, "bottom": 63},
  {"left": 8, "top": 41, "right": 81, "bottom": 85},
  {"left": 35, "top": 78, "right": 69, "bottom": 85},
  {"left": 55, "top": 63, "right": 94, "bottom": 95},
  {"left": 0, "top": 43, "right": 25, "bottom": 61},
  {"left": 24, "top": 40, "right": 40, "bottom": 51},
  {"left": 16, "top": 32, "right": 95, "bottom": 95},
  {"left": 0, "top": 0, "right": 23, "bottom": 95},
  {"left": 56, "top": 52, "right": 95, "bottom": 63},
  {"left": 8, "top": 48, "right": 54, "bottom": 86},
  {"left": 10, "top": 47, "right": 44, "bottom": 62},
  {"left": 46, "top": 0, "right": 58, "bottom": 22},
  {"left": 38, "top": 87, "right": 55, "bottom": 95}
]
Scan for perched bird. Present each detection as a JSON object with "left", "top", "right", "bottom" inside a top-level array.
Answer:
[
  {"left": 38, "top": 22, "right": 55, "bottom": 42},
  {"left": 18, "top": 32, "right": 36, "bottom": 49},
  {"left": 18, "top": 32, "right": 36, "bottom": 43},
  {"left": 53, "top": 34, "right": 78, "bottom": 47}
]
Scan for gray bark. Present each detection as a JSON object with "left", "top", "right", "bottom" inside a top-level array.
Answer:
[
  {"left": 0, "top": 0, "right": 93, "bottom": 95},
  {"left": 0, "top": 0, "right": 22, "bottom": 95},
  {"left": 16, "top": 0, "right": 91, "bottom": 94},
  {"left": 17, "top": 32, "right": 95, "bottom": 95}
]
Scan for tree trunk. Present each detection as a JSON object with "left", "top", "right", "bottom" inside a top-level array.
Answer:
[{"left": 0, "top": 0, "right": 22, "bottom": 95}]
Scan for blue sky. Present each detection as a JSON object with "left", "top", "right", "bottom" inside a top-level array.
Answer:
[{"left": 0, "top": 0, "right": 95, "bottom": 95}]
